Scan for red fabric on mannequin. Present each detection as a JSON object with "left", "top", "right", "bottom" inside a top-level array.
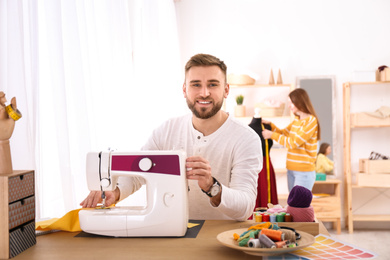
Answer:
[{"left": 255, "top": 156, "right": 278, "bottom": 208}]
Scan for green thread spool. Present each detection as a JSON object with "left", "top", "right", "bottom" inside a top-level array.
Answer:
[{"left": 276, "top": 213, "right": 285, "bottom": 222}]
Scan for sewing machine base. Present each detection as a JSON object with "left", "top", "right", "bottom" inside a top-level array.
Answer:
[{"left": 79, "top": 206, "right": 188, "bottom": 237}]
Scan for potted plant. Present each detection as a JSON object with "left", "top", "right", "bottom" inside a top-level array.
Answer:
[{"left": 234, "top": 95, "right": 246, "bottom": 117}]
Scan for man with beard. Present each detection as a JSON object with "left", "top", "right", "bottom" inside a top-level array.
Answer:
[{"left": 81, "top": 54, "right": 262, "bottom": 221}]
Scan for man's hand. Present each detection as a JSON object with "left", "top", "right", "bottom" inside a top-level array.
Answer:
[
  {"left": 80, "top": 188, "right": 120, "bottom": 208},
  {"left": 185, "top": 156, "right": 213, "bottom": 192},
  {"left": 186, "top": 155, "right": 222, "bottom": 206}
]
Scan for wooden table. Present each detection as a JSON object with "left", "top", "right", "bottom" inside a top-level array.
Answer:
[{"left": 13, "top": 220, "right": 329, "bottom": 260}]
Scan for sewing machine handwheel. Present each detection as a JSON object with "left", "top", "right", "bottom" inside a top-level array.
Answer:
[
  {"left": 101, "top": 178, "right": 110, "bottom": 188},
  {"left": 139, "top": 158, "right": 153, "bottom": 171}
]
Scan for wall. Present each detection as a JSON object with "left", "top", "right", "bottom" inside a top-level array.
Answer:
[{"left": 175, "top": 0, "right": 390, "bottom": 228}]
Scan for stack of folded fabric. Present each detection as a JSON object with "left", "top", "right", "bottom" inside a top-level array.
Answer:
[{"left": 286, "top": 185, "right": 315, "bottom": 222}]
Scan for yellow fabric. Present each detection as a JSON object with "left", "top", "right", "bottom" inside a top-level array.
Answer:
[
  {"left": 36, "top": 206, "right": 199, "bottom": 232},
  {"left": 247, "top": 222, "right": 272, "bottom": 231},
  {"left": 36, "top": 208, "right": 83, "bottom": 232}
]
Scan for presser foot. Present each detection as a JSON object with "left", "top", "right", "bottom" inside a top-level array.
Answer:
[{"left": 94, "top": 203, "right": 116, "bottom": 210}]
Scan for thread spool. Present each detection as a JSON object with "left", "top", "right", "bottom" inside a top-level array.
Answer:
[
  {"left": 276, "top": 213, "right": 284, "bottom": 222},
  {"left": 280, "top": 228, "right": 296, "bottom": 242},
  {"left": 269, "top": 214, "right": 276, "bottom": 222},
  {"left": 259, "top": 234, "right": 276, "bottom": 248},
  {"left": 288, "top": 243, "right": 298, "bottom": 248},
  {"left": 262, "top": 213, "right": 270, "bottom": 222},
  {"left": 284, "top": 213, "right": 292, "bottom": 222},
  {"left": 275, "top": 240, "right": 290, "bottom": 248},
  {"left": 260, "top": 228, "right": 284, "bottom": 241},
  {"left": 254, "top": 213, "right": 262, "bottom": 223},
  {"left": 248, "top": 238, "right": 262, "bottom": 248}
]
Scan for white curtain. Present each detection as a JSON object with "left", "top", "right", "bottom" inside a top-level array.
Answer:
[{"left": 1, "top": 0, "right": 185, "bottom": 219}]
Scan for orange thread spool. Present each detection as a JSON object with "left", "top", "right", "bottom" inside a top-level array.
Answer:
[
  {"left": 260, "top": 228, "right": 284, "bottom": 241},
  {"left": 275, "top": 240, "right": 290, "bottom": 248}
]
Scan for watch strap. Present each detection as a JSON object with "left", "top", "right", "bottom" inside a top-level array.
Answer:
[{"left": 201, "top": 177, "right": 220, "bottom": 197}]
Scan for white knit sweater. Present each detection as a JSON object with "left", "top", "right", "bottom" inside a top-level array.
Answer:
[{"left": 117, "top": 113, "right": 262, "bottom": 221}]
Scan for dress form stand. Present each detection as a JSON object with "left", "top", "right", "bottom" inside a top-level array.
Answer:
[{"left": 248, "top": 108, "right": 278, "bottom": 211}]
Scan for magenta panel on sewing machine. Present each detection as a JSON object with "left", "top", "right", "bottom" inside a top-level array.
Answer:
[{"left": 111, "top": 155, "right": 181, "bottom": 176}]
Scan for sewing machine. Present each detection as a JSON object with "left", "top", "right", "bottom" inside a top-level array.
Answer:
[{"left": 78, "top": 150, "right": 189, "bottom": 237}]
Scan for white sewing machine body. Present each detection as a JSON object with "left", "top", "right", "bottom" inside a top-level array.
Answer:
[{"left": 79, "top": 150, "right": 189, "bottom": 237}]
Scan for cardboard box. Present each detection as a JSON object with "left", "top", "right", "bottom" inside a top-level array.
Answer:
[
  {"left": 357, "top": 173, "right": 390, "bottom": 187},
  {"left": 255, "top": 103, "right": 285, "bottom": 117},
  {"left": 359, "top": 159, "right": 390, "bottom": 174},
  {"left": 227, "top": 74, "right": 255, "bottom": 85}
]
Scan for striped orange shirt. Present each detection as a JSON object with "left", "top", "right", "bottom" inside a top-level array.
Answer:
[{"left": 270, "top": 115, "right": 318, "bottom": 171}]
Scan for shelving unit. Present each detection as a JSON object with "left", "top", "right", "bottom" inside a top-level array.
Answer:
[
  {"left": 226, "top": 83, "right": 295, "bottom": 122},
  {"left": 343, "top": 81, "right": 390, "bottom": 233}
]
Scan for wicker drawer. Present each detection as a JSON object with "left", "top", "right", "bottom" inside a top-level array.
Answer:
[
  {"left": 1, "top": 170, "right": 36, "bottom": 259},
  {"left": 9, "top": 196, "right": 35, "bottom": 230},
  {"left": 8, "top": 172, "right": 34, "bottom": 203},
  {"left": 9, "top": 221, "right": 36, "bottom": 258}
]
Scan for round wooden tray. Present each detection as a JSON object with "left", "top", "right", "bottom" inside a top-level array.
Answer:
[{"left": 216, "top": 228, "right": 315, "bottom": 257}]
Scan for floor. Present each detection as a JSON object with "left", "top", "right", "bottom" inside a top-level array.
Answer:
[{"left": 328, "top": 228, "right": 390, "bottom": 260}]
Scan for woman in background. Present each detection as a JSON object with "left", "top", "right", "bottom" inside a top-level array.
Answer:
[
  {"left": 316, "top": 142, "right": 334, "bottom": 174},
  {"left": 262, "top": 88, "right": 320, "bottom": 192}
]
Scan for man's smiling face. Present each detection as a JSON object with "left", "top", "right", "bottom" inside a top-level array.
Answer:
[{"left": 183, "top": 66, "right": 229, "bottom": 119}]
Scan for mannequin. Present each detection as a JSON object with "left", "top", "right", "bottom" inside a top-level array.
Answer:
[
  {"left": 0, "top": 91, "right": 21, "bottom": 174},
  {"left": 248, "top": 108, "right": 278, "bottom": 209}
]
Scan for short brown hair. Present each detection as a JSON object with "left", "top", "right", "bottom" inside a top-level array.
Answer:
[{"left": 184, "top": 54, "right": 227, "bottom": 81}]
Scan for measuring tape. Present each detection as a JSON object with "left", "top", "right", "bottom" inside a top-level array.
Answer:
[
  {"left": 261, "top": 123, "right": 271, "bottom": 203},
  {"left": 5, "top": 104, "right": 22, "bottom": 121}
]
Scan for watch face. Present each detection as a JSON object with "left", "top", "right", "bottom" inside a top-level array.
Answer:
[{"left": 210, "top": 185, "right": 220, "bottom": 197}]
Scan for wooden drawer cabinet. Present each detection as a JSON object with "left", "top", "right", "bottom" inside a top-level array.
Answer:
[
  {"left": 1, "top": 170, "right": 36, "bottom": 259},
  {"left": 312, "top": 196, "right": 341, "bottom": 218},
  {"left": 311, "top": 179, "right": 342, "bottom": 234}
]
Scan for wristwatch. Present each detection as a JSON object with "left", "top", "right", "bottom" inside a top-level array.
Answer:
[{"left": 202, "top": 177, "right": 221, "bottom": 197}]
